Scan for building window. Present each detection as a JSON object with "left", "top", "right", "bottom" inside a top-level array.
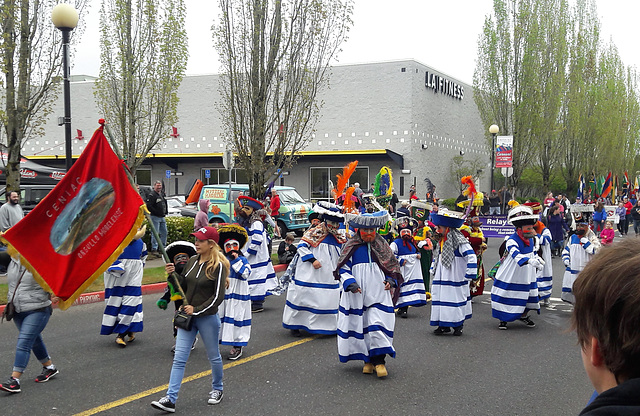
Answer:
[
  {"left": 200, "top": 168, "right": 247, "bottom": 185},
  {"left": 310, "top": 166, "right": 369, "bottom": 202},
  {"left": 365, "top": 132, "right": 369, "bottom": 137},
  {"left": 338, "top": 133, "right": 342, "bottom": 138},
  {"left": 399, "top": 176, "right": 405, "bottom": 196},
  {"left": 136, "top": 166, "right": 152, "bottom": 186},
  {"left": 401, "top": 67, "right": 406, "bottom": 72}
]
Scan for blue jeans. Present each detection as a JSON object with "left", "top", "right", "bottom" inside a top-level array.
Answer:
[
  {"left": 489, "top": 206, "right": 501, "bottom": 215},
  {"left": 166, "top": 314, "right": 223, "bottom": 403},
  {"left": 12, "top": 307, "right": 52, "bottom": 373},
  {"left": 150, "top": 215, "right": 167, "bottom": 251}
]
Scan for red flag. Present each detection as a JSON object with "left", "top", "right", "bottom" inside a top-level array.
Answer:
[{"left": 1, "top": 124, "right": 145, "bottom": 309}]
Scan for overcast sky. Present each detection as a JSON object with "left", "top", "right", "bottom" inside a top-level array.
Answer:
[{"left": 72, "top": 0, "right": 639, "bottom": 85}]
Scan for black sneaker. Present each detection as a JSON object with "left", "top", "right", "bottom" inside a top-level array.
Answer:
[
  {"left": 229, "top": 347, "right": 243, "bottom": 361},
  {"left": 35, "top": 366, "right": 59, "bottom": 383},
  {"left": 519, "top": 316, "right": 536, "bottom": 327},
  {"left": 151, "top": 396, "right": 176, "bottom": 413},
  {"left": 433, "top": 326, "right": 451, "bottom": 335},
  {"left": 208, "top": 389, "right": 223, "bottom": 405},
  {"left": 498, "top": 321, "right": 508, "bottom": 330},
  {"left": 0, "top": 376, "right": 21, "bottom": 393},
  {"left": 453, "top": 326, "right": 463, "bottom": 336}
]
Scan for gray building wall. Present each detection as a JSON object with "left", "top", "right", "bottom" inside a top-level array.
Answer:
[{"left": 13, "top": 59, "right": 488, "bottom": 200}]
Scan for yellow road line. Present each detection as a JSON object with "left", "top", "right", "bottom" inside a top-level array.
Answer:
[{"left": 73, "top": 336, "right": 317, "bottom": 416}]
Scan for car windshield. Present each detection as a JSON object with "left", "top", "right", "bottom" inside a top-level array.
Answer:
[
  {"left": 167, "top": 199, "right": 183, "bottom": 208},
  {"left": 277, "top": 189, "right": 305, "bottom": 204}
]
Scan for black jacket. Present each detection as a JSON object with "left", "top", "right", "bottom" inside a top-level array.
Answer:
[
  {"left": 579, "top": 378, "right": 640, "bottom": 415},
  {"left": 146, "top": 190, "right": 167, "bottom": 217}
]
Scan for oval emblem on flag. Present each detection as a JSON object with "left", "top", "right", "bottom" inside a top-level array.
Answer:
[{"left": 50, "top": 178, "right": 115, "bottom": 255}]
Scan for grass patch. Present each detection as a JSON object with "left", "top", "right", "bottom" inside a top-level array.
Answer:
[{"left": 0, "top": 267, "right": 168, "bottom": 305}]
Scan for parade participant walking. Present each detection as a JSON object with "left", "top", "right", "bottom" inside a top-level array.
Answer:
[
  {"left": 623, "top": 196, "right": 633, "bottom": 235},
  {"left": 237, "top": 196, "right": 277, "bottom": 313},
  {"left": 429, "top": 209, "right": 477, "bottom": 336},
  {"left": 631, "top": 199, "right": 640, "bottom": 237},
  {"left": 146, "top": 180, "right": 168, "bottom": 257},
  {"left": 491, "top": 204, "right": 543, "bottom": 330},
  {"left": 156, "top": 241, "right": 199, "bottom": 352},
  {"left": 283, "top": 202, "right": 346, "bottom": 336},
  {"left": 573, "top": 239, "right": 640, "bottom": 415},
  {"left": 100, "top": 226, "right": 147, "bottom": 347},
  {"left": 217, "top": 224, "right": 252, "bottom": 361},
  {"left": 561, "top": 221, "right": 599, "bottom": 304},
  {"left": 459, "top": 216, "right": 487, "bottom": 299},
  {"left": 390, "top": 217, "right": 426, "bottom": 318},
  {"left": 334, "top": 211, "right": 402, "bottom": 378},
  {"left": 409, "top": 200, "right": 434, "bottom": 296},
  {"left": 0, "top": 252, "right": 58, "bottom": 393},
  {"left": 151, "top": 226, "right": 229, "bottom": 412},
  {"left": 615, "top": 202, "right": 627, "bottom": 235},
  {"left": 525, "top": 202, "right": 553, "bottom": 306}
]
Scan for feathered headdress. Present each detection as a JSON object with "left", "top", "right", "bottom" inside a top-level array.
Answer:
[
  {"left": 332, "top": 160, "right": 358, "bottom": 202},
  {"left": 373, "top": 166, "right": 393, "bottom": 198},
  {"left": 343, "top": 186, "right": 357, "bottom": 213},
  {"left": 459, "top": 175, "right": 480, "bottom": 219},
  {"left": 424, "top": 177, "right": 435, "bottom": 195}
]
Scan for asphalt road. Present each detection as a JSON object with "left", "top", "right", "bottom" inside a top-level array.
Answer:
[{"left": 0, "top": 237, "right": 595, "bottom": 416}]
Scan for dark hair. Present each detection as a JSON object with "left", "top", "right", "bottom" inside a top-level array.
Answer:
[{"left": 571, "top": 239, "right": 640, "bottom": 383}]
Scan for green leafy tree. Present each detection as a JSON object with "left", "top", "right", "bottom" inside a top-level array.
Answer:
[
  {"left": 95, "top": 0, "right": 188, "bottom": 174},
  {"left": 213, "top": 0, "right": 353, "bottom": 199},
  {"left": 0, "top": 0, "right": 87, "bottom": 193}
]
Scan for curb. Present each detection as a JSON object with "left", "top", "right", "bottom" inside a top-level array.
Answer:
[{"left": 0, "top": 282, "right": 168, "bottom": 315}]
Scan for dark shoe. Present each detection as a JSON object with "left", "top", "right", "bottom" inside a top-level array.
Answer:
[
  {"left": 126, "top": 332, "right": 136, "bottom": 342},
  {"left": 35, "top": 366, "right": 59, "bottom": 383},
  {"left": 498, "top": 321, "right": 508, "bottom": 330},
  {"left": 151, "top": 396, "right": 176, "bottom": 413},
  {"left": 0, "top": 376, "right": 20, "bottom": 393},
  {"left": 208, "top": 390, "right": 223, "bottom": 405},
  {"left": 228, "top": 347, "right": 243, "bottom": 361},
  {"left": 396, "top": 307, "right": 408, "bottom": 318},
  {"left": 453, "top": 326, "right": 463, "bottom": 336},
  {"left": 251, "top": 302, "right": 264, "bottom": 313},
  {"left": 290, "top": 329, "right": 302, "bottom": 337},
  {"left": 519, "top": 316, "right": 536, "bottom": 327},
  {"left": 433, "top": 326, "right": 451, "bottom": 335}
]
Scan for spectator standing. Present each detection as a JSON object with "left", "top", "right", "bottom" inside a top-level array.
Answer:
[
  {"left": 389, "top": 189, "right": 399, "bottom": 215},
  {"left": 631, "top": 200, "right": 640, "bottom": 237},
  {"left": 592, "top": 202, "right": 606, "bottom": 236},
  {"left": 600, "top": 221, "right": 615, "bottom": 245},
  {"left": 572, "top": 239, "right": 640, "bottom": 415},
  {"left": 488, "top": 190, "right": 501, "bottom": 215},
  {"left": 547, "top": 205, "right": 569, "bottom": 257},
  {"left": 0, "top": 191, "right": 23, "bottom": 274},
  {"left": 146, "top": 181, "right": 168, "bottom": 257},
  {"left": 623, "top": 197, "right": 633, "bottom": 235},
  {"left": 615, "top": 202, "right": 627, "bottom": 235},
  {"left": 269, "top": 189, "right": 281, "bottom": 219},
  {"left": 194, "top": 199, "right": 210, "bottom": 231},
  {"left": 499, "top": 186, "right": 512, "bottom": 212}
]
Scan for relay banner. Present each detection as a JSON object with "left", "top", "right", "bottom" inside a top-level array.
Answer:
[
  {"left": 1, "top": 124, "right": 145, "bottom": 309},
  {"left": 479, "top": 215, "right": 515, "bottom": 238}
]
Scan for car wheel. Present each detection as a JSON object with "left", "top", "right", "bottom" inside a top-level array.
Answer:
[{"left": 209, "top": 218, "right": 224, "bottom": 226}]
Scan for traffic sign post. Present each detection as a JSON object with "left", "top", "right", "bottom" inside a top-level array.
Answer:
[{"left": 223, "top": 150, "right": 234, "bottom": 219}]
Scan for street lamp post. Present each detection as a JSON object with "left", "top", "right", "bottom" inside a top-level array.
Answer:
[
  {"left": 489, "top": 124, "right": 499, "bottom": 192},
  {"left": 52, "top": 4, "right": 79, "bottom": 172}
]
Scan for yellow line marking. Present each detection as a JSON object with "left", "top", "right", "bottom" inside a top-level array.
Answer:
[{"left": 73, "top": 336, "right": 317, "bottom": 416}]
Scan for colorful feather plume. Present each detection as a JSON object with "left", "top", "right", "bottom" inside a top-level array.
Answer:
[
  {"left": 374, "top": 166, "right": 393, "bottom": 197},
  {"left": 343, "top": 186, "right": 357, "bottom": 213},
  {"left": 332, "top": 160, "right": 358, "bottom": 202},
  {"left": 424, "top": 177, "right": 435, "bottom": 195},
  {"left": 460, "top": 175, "right": 477, "bottom": 219}
]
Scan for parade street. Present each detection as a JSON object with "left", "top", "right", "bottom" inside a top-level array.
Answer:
[{"left": 0, "top": 238, "right": 595, "bottom": 416}]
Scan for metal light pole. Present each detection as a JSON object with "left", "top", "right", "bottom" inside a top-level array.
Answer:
[
  {"left": 489, "top": 124, "right": 499, "bottom": 192},
  {"left": 52, "top": 4, "right": 79, "bottom": 172}
]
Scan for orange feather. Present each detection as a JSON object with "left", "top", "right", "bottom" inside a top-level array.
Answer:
[
  {"left": 343, "top": 186, "right": 356, "bottom": 213},
  {"left": 332, "top": 160, "right": 359, "bottom": 201}
]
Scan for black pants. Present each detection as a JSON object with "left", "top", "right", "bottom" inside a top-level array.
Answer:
[{"left": 370, "top": 354, "right": 386, "bottom": 365}]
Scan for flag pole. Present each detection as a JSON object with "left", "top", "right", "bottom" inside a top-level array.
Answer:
[{"left": 102, "top": 121, "right": 187, "bottom": 301}]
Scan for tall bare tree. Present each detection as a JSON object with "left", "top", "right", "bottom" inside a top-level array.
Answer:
[
  {"left": 214, "top": 0, "right": 353, "bottom": 198},
  {"left": 95, "top": 0, "right": 188, "bottom": 173},
  {"left": 0, "top": 0, "right": 87, "bottom": 193}
]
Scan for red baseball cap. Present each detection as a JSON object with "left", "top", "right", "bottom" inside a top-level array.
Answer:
[{"left": 191, "top": 226, "right": 219, "bottom": 243}]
